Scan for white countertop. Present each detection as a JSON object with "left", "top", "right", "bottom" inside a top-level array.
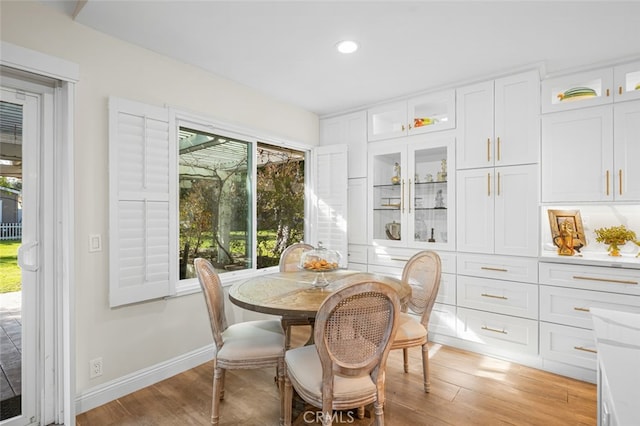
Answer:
[
  {"left": 539, "top": 251, "right": 640, "bottom": 270},
  {"left": 590, "top": 308, "right": 640, "bottom": 426}
]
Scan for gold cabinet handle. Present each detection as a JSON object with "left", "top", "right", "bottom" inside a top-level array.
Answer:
[
  {"left": 401, "top": 124, "right": 406, "bottom": 132},
  {"left": 481, "top": 266, "right": 508, "bottom": 272},
  {"left": 573, "top": 307, "right": 590, "bottom": 312},
  {"left": 408, "top": 123, "right": 412, "bottom": 130},
  {"left": 574, "top": 346, "right": 597, "bottom": 354},
  {"left": 497, "top": 172, "right": 501, "bottom": 196},
  {"left": 606, "top": 88, "right": 610, "bottom": 97},
  {"left": 401, "top": 179, "right": 405, "bottom": 213},
  {"left": 482, "top": 325, "right": 507, "bottom": 334},
  {"left": 619, "top": 86, "right": 623, "bottom": 95},
  {"left": 487, "top": 138, "right": 491, "bottom": 162},
  {"left": 573, "top": 275, "right": 638, "bottom": 285},
  {"left": 619, "top": 169, "right": 623, "bottom": 195},
  {"left": 408, "top": 178, "right": 412, "bottom": 213},
  {"left": 497, "top": 136, "right": 501, "bottom": 161},
  {"left": 487, "top": 173, "right": 491, "bottom": 196},
  {"left": 481, "top": 293, "right": 508, "bottom": 300},
  {"left": 606, "top": 170, "right": 610, "bottom": 196}
]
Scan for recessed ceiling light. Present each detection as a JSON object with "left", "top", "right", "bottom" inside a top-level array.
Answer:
[{"left": 336, "top": 40, "right": 358, "bottom": 54}]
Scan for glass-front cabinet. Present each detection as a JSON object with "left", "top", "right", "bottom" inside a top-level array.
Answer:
[{"left": 368, "top": 133, "right": 455, "bottom": 250}]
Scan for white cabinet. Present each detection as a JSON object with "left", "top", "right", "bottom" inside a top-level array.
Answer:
[
  {"left": 320, "top": 110, "right": 367, "bottom": 178},
  {"left": 538, "top": 261, "right": 640, "bottom": 382},
  {"left": 541, "top": 60, "right": 640, "bottom": 113},
  {"left": 541, "top": 101, "right": 640, "bottom": 202},
  {"left": 456, "top": 164, "right": 539, "bottom": 256},
  {"left": 456, "top": 70, "right": 540, "bottom": 169},
  {"left": 368, "top": 133, "right": 455, "bottom": 250},
  {"left": 367, "top": 89, "right": 455, "bottom": 141}
]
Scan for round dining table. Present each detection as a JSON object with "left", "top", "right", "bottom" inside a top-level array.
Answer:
[{"left": 228, "top": 269, "right": 410, "bottom": 320}]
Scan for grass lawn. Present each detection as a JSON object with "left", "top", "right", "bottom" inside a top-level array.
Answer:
[{"left": 0, "top": 240, "right": 21, "bottom": 293}]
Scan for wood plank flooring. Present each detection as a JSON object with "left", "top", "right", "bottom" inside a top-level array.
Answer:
[{"left": 76, "top": 327, "right": 596, "bottom": 425}]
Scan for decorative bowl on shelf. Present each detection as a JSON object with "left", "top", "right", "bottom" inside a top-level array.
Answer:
[
  {"left": 557, "top": 87, "right": 597, "bottom": 102},
  {"left": 299, "top": 242, "right": 341, "bottom": 287}
]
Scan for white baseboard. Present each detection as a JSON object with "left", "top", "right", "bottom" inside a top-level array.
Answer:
[{"left": 75, "top": 344, "right": 214, "bottom": 414}]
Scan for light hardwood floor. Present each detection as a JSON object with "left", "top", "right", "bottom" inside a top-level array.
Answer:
[{"left": 76, "top": 327, "right": 596, "bottom": 425}]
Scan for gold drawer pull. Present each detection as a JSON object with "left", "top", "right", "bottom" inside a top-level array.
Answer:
[
  {"left": 619, "top": 86, "right": 623, "bottom": 95},
  {"left": 619, "top": 169, "right": 623, "bottom": 195},
  {"left": 487, "top": 138, "right": 491, "bottom": 162},
  {"left": 573, "top": 275, "right": 638, "bottom": 285},
  {"left": 574, "top": 346, "right": 597, "bottom": 354},
  {"left": 390, "top": 257, "right": 410, "bottom": 262},
  {"left": 481, "top": 325, "right": 507, "bottom": 334},
  {"left": 481, "top": 293, "right": 508, "bottom": 300},
  {"left": 481, "top": 266, "right": 508, "bottom": 272},
  {"left": 573, "top": 307, "right": 590, "bottom": 312}
]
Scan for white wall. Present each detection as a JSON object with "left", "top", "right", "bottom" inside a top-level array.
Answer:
[{"left": 1, "top": 1, "right": 319, "bottom": 396}]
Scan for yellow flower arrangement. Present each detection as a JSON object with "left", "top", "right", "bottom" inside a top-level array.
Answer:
[{"left": 593, "top": 225, "right": 638, "bottom": 257}]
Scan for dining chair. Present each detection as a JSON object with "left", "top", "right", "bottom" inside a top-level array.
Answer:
[
  {"left": 390, "top": 250, "right": 442, "bottom": 393},
  {"left": 283, "top": 275, "right": 400, "bottom": 426},
  {"left": 194, "top": 258, "right": 285, "bottom": 426},
  {"left": 279, "top": 242, "right": 314, "bottom": 349}
]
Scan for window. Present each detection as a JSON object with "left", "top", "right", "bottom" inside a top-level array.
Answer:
[
  {"left": 109, "top": 96, "right": 346, "bottom": 307},
  {"left": 178, "top": 127, "right": 306, "bottom": 280}
]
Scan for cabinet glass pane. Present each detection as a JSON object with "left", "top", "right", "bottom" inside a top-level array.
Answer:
[
  {"left": 413, "top": 146, "right": 448, "bottom": 244},
  {"left": 411, "top": 99, "right": 452, "bottom": 129},
  {"left": 372, "top": 152, "right": 402, "bottom": 241},
  {"left": 548, "top": 77, "right": 603, "bottom": 107},
  {"left": 370, "top": 109, "right": 405, "bottom": 138},
  {"left": 623, "top": 70, "right": 640, "bottom": 94}
]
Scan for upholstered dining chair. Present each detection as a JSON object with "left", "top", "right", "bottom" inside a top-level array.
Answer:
[
  {"left": 194, "top": 258, "right": 285, "bottom": 426},
  {"left": 279, "top": 242, "right": 314, "bottom": 349},
  {"left": 390, "top": 250, "right": 442, "bottom": 393},
  {"left": 283, "top": 275, "right": 400, "bottom": 426}
]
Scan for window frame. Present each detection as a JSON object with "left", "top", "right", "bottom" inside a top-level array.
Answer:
[{"left": 171, "top": 110, "right": 313, "bottom": 296}]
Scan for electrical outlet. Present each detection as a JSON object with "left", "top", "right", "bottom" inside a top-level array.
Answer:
[{"left": 90, "top": 357, "right": 103, "bottom": 378}]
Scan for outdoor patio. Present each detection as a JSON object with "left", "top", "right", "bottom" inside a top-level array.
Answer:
[{"left": 0, "top": 291, "right": 21, "bottom": 420}]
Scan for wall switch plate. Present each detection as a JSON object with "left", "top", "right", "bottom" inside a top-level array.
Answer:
[
  {"left": 89, "top": 234, "right": 102, "bottom": 252},
  {"left": 90, "top": 357, "right": 103, "bottom": 378}
]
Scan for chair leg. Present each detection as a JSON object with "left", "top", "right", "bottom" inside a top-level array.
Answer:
[
  {"left": 278, "top": 358, "right": 285, "bottom": 426},
  {"left": 403, "top": 348, "right": 409, "bottom": 373},
  {"left": 219, "top": 368, "right": 226, "bottom": 400},
  {"left": 373, "top": 401, "right": 385, "bottom": 426},
  {"left": 357, "top": 405, "right": 365, "bottom": 419},
  {"left": 422, "top": 342, "right": 430, "bottom": 393},
  {"left": 283, "top": 368, "right": 293, "bottom": 426},
  {"left": 211, "top": 367, "right": 224, "bottom": 425}
]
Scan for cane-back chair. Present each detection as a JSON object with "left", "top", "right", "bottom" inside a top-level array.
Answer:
[
  {"left": 283, "top": 275, "right": 400, "bottom": 426},
  {"left": 194, "top": 258, "right": 285, "bottom": 426},
  {"left": 390, "top": 250, "right": 442, "bottom": 392}
]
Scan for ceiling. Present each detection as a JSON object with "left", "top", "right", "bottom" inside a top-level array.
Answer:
[{"left": 40, "top": 1, "right": 640, "bottom": 116}]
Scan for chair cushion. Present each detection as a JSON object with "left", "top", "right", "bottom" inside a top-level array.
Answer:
[
  {"left": 219, "top": 319, "right": 284, "bottom": 361},
  {"left": 393, "top": 312, "right": 427, "bottom": 342},
  {"left": 285, "top": 345, "right": 376, "bottom": 400}
]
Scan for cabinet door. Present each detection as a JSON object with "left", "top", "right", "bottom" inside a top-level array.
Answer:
[
  {"left": 367, "top": 101, "right": 407, "bottom": 141},
  {"left": 541, "top": 106, "right": 614, "bottom": 202},
  {"left": 368, "top": 142, "right": 407, "bottom": 245},
  {"left": 494, "top": 71, "right": 540, "bottom": 166},
  {"left": 347, "top": 177, "right": 367, "bottom": 244},
  {"left": 613, "top": 101, "right": 640, "bottom": 201},
  {"left": 408, "top": 89, "right": 456, "bottom": 135},
  {"left": 456, "top": 168, "right": 494, "bottom": 253},
  {"left": 494, "top": 164, "right": 539, "bottom": 257},
  {"left": 320, "top": 111, "right": 367, "bottom": 178},
  {"left": 613, "top": 60, "right": 640, "bottom": 102},
  {"left": 456, "top": 80, "right": 494, "bottom": 169},
  {"left": 407, "top": 134, "right": 455, "bottom": 250},
  {"left": 541, "top": 67, "right": 614, "bottom": 113}
]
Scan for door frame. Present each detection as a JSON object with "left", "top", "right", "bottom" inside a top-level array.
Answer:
[{"left": 1, "top": 41, "right": 77, "bottom": 426}]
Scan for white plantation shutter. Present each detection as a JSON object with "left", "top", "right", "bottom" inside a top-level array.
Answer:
[
  {"left": 108, "top": 97, "right": 175, "bottom": 307},
  {"left": 311, "top": 145, "right": 348, "bottom": 266}
]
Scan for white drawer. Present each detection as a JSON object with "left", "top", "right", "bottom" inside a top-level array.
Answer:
[
  {"left": 457, "top": 275, "right": 538, "bottom": 319},
  {"left": 366, "top": 263, "right": 402, "bottom": 279},
  {"left": 429, "top": 303, "right": 457, "bottom": 337},
  {"left": 539, "top": 262, "right": 640, "bottom": 296},
  {"left": 369, "top": 246, "right": 456, "bottom": 274},
  {"left": 540, "top": 285, "right": 640, "bottom": 329},
  {"left": 540, "top": 322, "right": 597, "bottom": 370},
  {"left": 435, "top": 273, "right": 456, "bottom": 305},
  {"left": 457, "top": 307, "right": 538, "bottom": 355},
  {"left": 457, "top": 253, "right": 538, "bottom": 284},
  {"left": 347, "top": 262, "right": 367, "bottom": 272},
  {"left": 347, "top": 244, "right": 368, "bottom": 264}
]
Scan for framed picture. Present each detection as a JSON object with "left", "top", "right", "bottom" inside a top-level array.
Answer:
[{"left": 548, "top": 209, "right": 586, "bottom": 251}]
